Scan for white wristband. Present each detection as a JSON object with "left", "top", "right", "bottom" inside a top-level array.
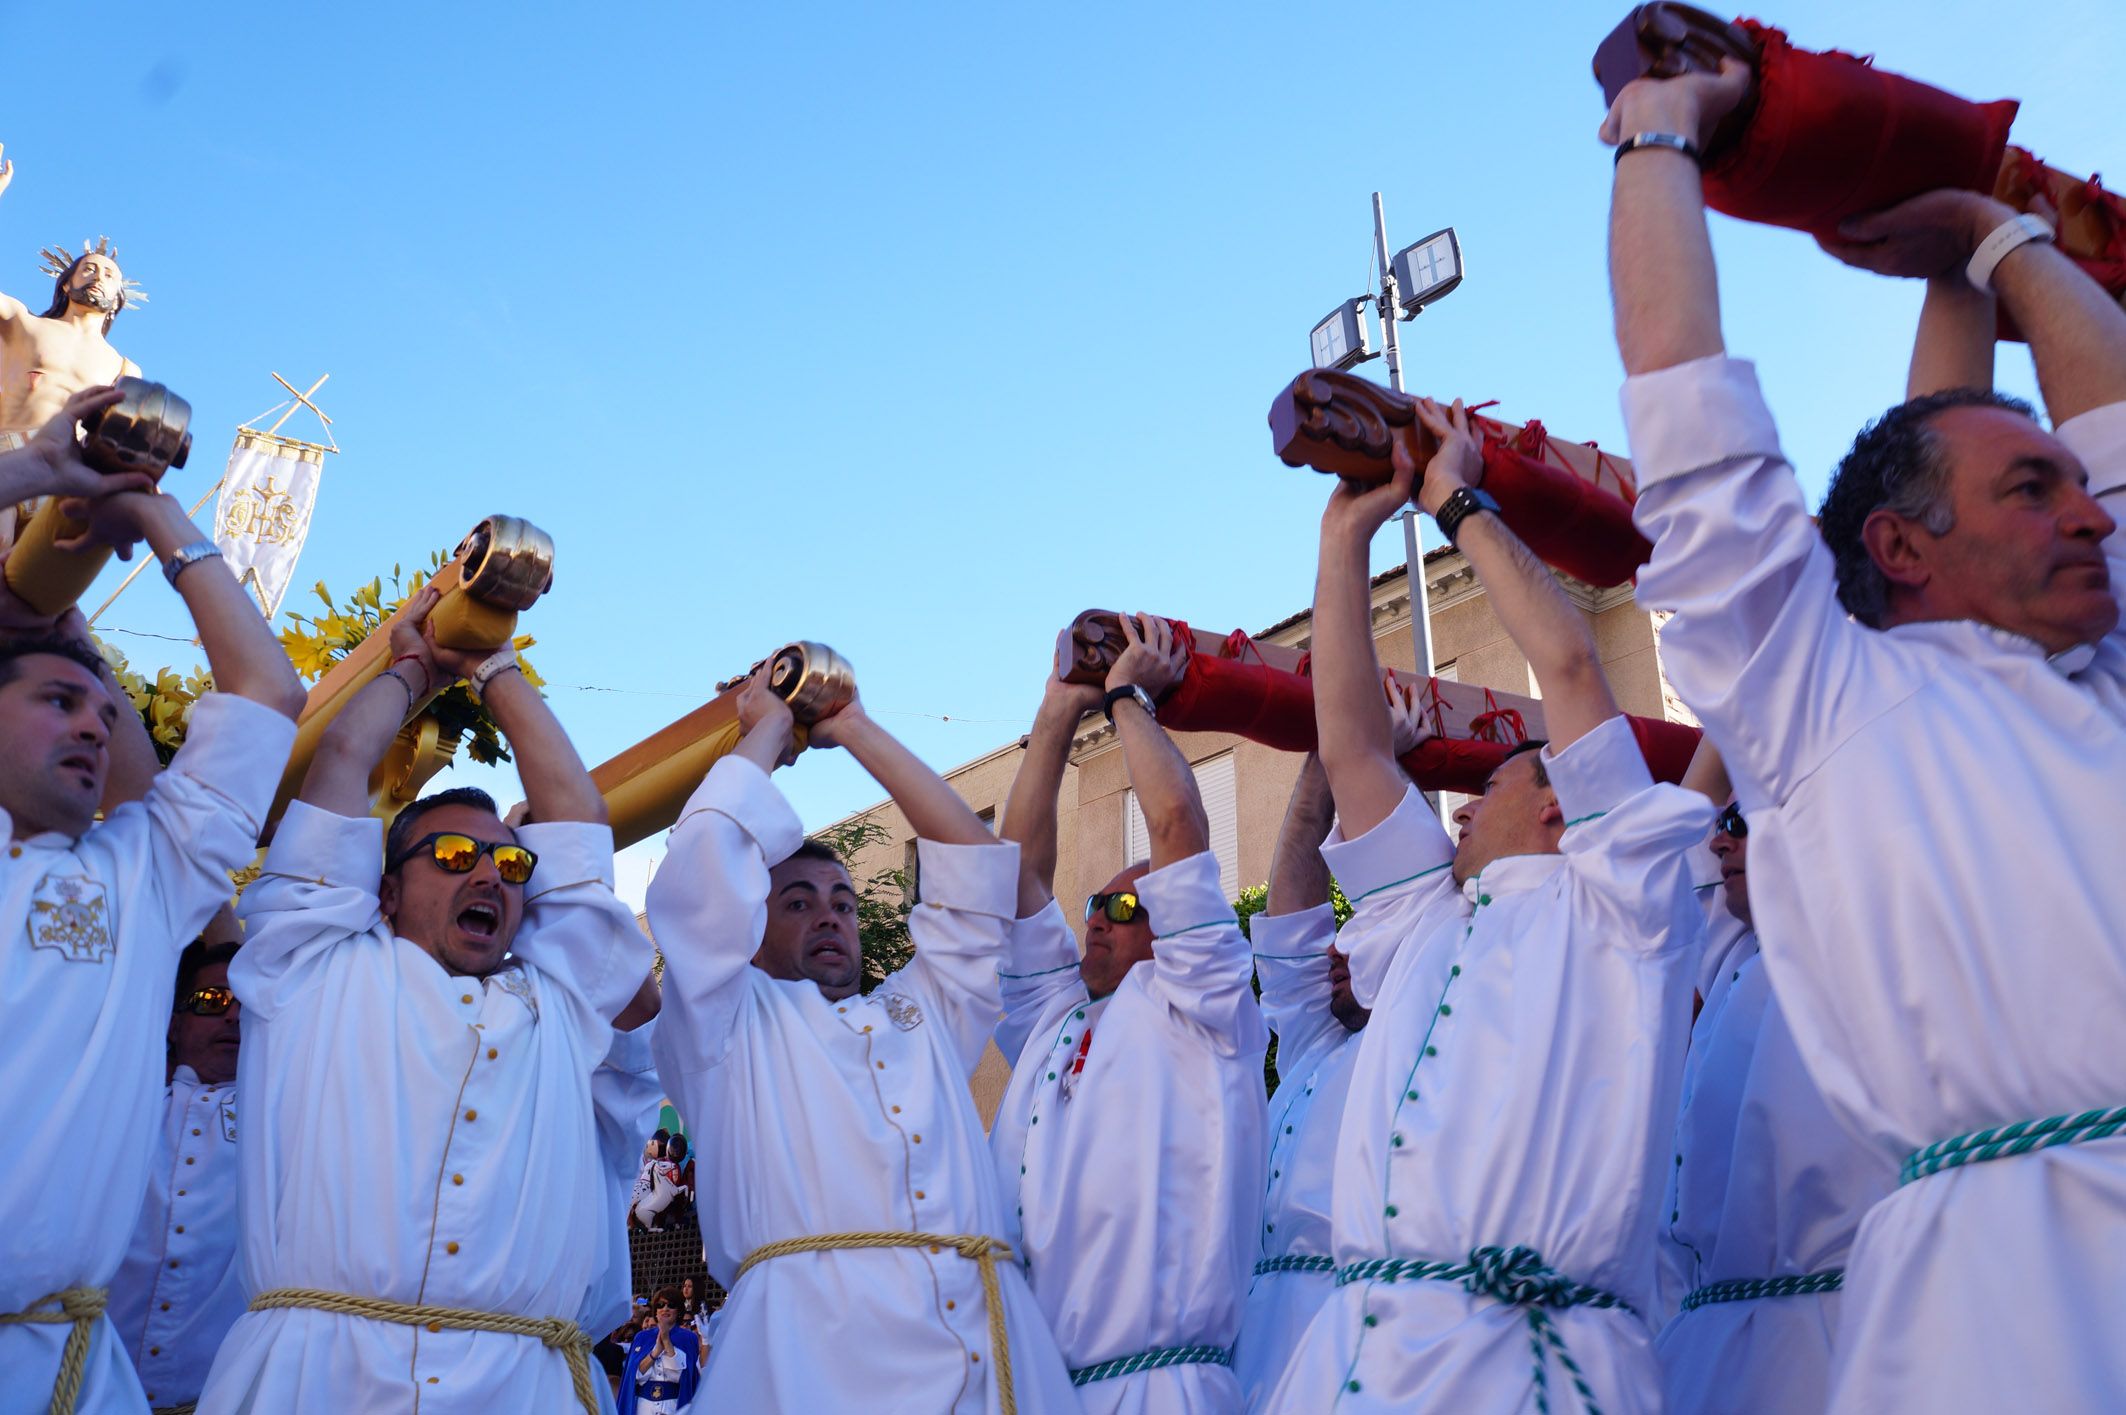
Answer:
[
  {"left": 1966, "top": 213, "right": 2054, "bottom": 295},
  {"left": 469, "top": 647, "right": 519, "bottom": 698}
]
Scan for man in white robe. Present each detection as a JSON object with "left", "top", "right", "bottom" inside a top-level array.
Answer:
[
  {"left": 1605, "top": 60, "right": 2126, "bottom": 1412},
  {"left": 108, "top": 914, "right": 252, "bottom": 1414},
  {"left": 992, "top": 616, "right": 1269, "bottom": 1413},
  {"left": 1232, "top": 753, "right": 1368, "bottom": 1411},
  {"left": 646, "top": 669, "right": 1078, "bottom": 1414},
  {"left": 0, "top": 396, "right": 304, "bottom": 1415},
  {"left": 199, "top": 585, "right": 651, "bottom": 1414},
  {"left": 1652, "top": 788, "right": 1896, "bottom": 1414},
  {"left": 1263, "top": 397, "right": 1710, "bottom": 1414}
]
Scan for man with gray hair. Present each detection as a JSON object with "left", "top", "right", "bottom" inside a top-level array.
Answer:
[{"left": 1606, "top": 58, "right": 2126, "bottom": 1413}]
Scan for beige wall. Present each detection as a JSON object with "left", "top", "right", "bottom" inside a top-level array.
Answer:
[{"left": 826, "top": 551, "right": 1689, "bottom": 1126}]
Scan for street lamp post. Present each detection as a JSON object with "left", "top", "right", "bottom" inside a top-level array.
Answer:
[{"left": 1306, "top": 194, "right": 1465, "bottom": 682}]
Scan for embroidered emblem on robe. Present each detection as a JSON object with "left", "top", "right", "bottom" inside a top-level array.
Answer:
[
  {"left": 218, "top": 1096, "right": 238, "bottom": 1143},
  {"left": 881, "top": 992, "right": 924, "bottom": 1032},
  {"left": 27, "top": 872, "right": 114, "bottom": 962},
  {"left": 493, "top": 963, "right": 539, "bottom": 1022}
]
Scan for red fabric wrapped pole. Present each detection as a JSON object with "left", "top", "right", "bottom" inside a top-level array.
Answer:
[
  {"left": 1702, "top": 20, "right": 2017, "bottom": 236},
  {"left": 1396, "top": 716, "right": 1701, "bottom": 794},
  {"left": 1155, "top": 650, "right": 1322, "bottom": 753},
  {"left": 1993, "top": 146, "right": 2126, "bottom": 343},
  {"left": 1477, "top": 423, "right": 1652, "bottom": 587}
]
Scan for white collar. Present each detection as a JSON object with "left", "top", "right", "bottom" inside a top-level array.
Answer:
[{"left": 1883, "top": 617, "right": 2099, "bottom": 677}]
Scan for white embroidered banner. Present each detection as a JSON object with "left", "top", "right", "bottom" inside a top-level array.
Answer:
[{"left": 214, "top": 429, "right": 326, "bottom": 618}]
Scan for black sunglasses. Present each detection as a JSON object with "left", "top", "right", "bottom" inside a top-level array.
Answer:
[
  {"left": 176, "top": 985, "right": 236, "bottom": 1017},
  {"left": 1715, "top": 803, "right": 1747, "bottom": 839},
  {"left": 387, "top": 832, "right": 538, "bottom": 885},
  {"left": 1084, "top": 890, "right": 1145, "bottom": 925}
]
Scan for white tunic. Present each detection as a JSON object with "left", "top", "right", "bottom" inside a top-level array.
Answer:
[
  {"left": 198, "top": 801, "right": 648, "bottom": 1412},
  {"left": 0, "top": 694, "right": 292, "bottom": 1415},
  {"left": 583, "top": 1019, "right": 665, "bottom": 1339},
  {"left": 992, "top": 852, "right": 1269, "bottom": 1415},
  {"left": 1261, "top": 716, "right": 1710, "bottom": 1415},
  {"left": 1652, "top": 892, "right": 1897, "bottom": 1414},
  {"left": 1231, "top": 904, "right": 1362, "bottom": 1411},
  {"left": 1626, "top": 357, "right": 2126, "bottom": 1413},
  {"left": 108, "top": 1067, "right": 245, "bottom": 1412},
  {"left": 646, "top": 756, "right": 1078, "bottom": 1415}
]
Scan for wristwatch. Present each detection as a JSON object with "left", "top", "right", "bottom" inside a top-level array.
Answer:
[
  {"left": 161, "top": 539, "right": 223, "bottom": 589},
  {"left": 1101, "top": 683, "right": 1157, "bottom": 725},
  {"left": 1432, "top": 486, "right": 1501, "bottom": 547}
]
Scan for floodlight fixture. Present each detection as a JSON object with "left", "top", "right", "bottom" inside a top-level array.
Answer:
[
  {"left": 1310, "top": 298, "right": 1376, "bottom": 371},
  {"left": 1390, "top": 227, "right": 1464, "bottom": 318}
]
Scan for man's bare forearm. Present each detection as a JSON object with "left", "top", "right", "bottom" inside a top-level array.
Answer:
[
  {"left": 302, "top": 671, "right": 411, "bottom": 818},
  {"left": 1908, "top": 276, "right": 1997, "bottom": 399},
  {"left": 1993, "top": 238, "right": 2126, "bottom": 423},
  {"left": 1312, "top": 524, "right": 1404, "bottom": 839},
  {"left": 1266, "top": 754, "right": 1334, "bottom": 916},
  {"left": 1610, "top": 148, "right": 1726, "bottom": 376},
  {"left": 999, "top": 696, "right": 1078, "bottom": 908},
  {"left": 134, "top": 495, "right": 305, "bottom": 718},
  {"left": 1452, "top": 513, "right": 1617, "bottom": 751},
  {"left": 1112, "top": 700, "right": 1207, "bottom": 868},
  {"left": 483, "top": 669, "right": 608, "bottom": 826},
  {"left": 838, "top": 714, "right": 993, "bottom": 847}
]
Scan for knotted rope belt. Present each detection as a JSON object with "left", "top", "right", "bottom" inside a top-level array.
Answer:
[
  {"left": 0, "top": 1286, "right": 106, "bottom": 1415},
  {"left": 247, "top": 1288, "right": 599, "bottom": 1415},
  {"left": 1070, "top": 1343, "right": 1231, "bottom": 1387},
  {"left": 1900, "top": 1105, "right": 2126, "bottom": 1185},
  {"left": 1337, "top": 1245, "right": 1627, "bottom": 1415},
  {"left": 1253, "top": 1254, "right": 1336, "bottom": 1277},
  {"left": 734, "top": 1232, "right": 1018, "bottom": 1414},
  {"left": 1680, "top": 1269, "right": 1843, "bottom": 1312}
]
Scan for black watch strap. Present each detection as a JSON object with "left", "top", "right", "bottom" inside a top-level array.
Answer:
[
  {"left": 1433, "top": 486, "right": 1500, "bottom": 547},
  {"left": 1101, "top": 683, "right": 1156, "bottom": 724}
]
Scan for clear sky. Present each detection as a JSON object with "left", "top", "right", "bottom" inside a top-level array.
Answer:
[{"left": 7, "top": 0, "right": 2118, "bottom": 905}]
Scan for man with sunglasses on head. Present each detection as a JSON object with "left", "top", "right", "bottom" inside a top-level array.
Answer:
[
  {"left": 1261, "top": 399, "right": 1710, "bottom": 1414},
  {"left": 991, "top": 613, "right": 1268, "bottom": 1413},
  {"left": 106, "top": 905, "right": 252, "bottom": 1415},
  {"left": 0, "top": 385, "right": 305, "bottom": 1415},
  {"left": 645, "top": 666, "right": 1080, "bottom": 1413},
  {"left": 1605, "top": 59, "right": 2126, "bottom": 1412},
  {"left": 198, "top": 584, "right": 651, "bottom": 1415},
  {"left": 1652, "top": 744, "right": 1896, "bottom": 1415}
]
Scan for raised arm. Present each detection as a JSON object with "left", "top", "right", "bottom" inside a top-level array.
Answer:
[
  {"left": 1906, "top": 277, "right": 1997, "bottom": 398},
  {"left": 1312, "top": 452, "right": 1420, "bottom": 840},
  {"left": 299, "top": 586, "right": 438, "bottom": 818},
  {"left": 0, "top": 146, "right": 22, "bottom": 324},
  {"left": 1413, "top": 398, "right": 1617, "bottom": 750},
  {"left": 1825, "top": 188, "right": 2126, "bottom": 423},
  {"left": 999, "top": 669, "right": 1101, "bottom": 913},
  {"left": 1103, "top": 614, "right": 1205, "bottom": 866},
  {"left": 1266, "top": 753, "right": 1334, "bottom": 916},
  {"left": 60, "top": 488, "right": 305, "bottom": 717},
  {"left": 808, "top": 689, "right": 989, "bottom": 845},
  {"left": 1603, "top": 62, "right": 1752, "bottom": 376},
  {"left": 424, "top": 616, "right": 608, "bottom": 826}
]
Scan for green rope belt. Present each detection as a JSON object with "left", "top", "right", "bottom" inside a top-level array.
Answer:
[
  {"left": 1336, "top": 1245, "right": 1626, "bottom": 1415},
  {"left": 1680, "top": 1268, "right": 1843, "bottom": 1312},
  {"left": 1254, "top": 1254, "right": 1337, "bottom": 1276},
  {"left": 1901, "top": 1105, "right": 2126, "bottom": 1185},
  {"left": 1070, "top": 1343, "right": 1232, "bottom": 1387}
]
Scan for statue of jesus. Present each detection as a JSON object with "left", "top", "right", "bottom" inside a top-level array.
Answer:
[{"left": 0, "top": 144, "right": 145, "bottom": 544}]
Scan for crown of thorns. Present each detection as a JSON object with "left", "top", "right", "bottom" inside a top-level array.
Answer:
[{"left": 38, "top": 236, "right": 147, "bottom": 305}]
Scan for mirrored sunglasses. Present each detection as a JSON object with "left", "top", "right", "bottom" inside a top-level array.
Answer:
[
  {"left": 388, "top": 832, "right": 538, "bottom": 885},
  {"left": 177, "top": 985, "right": 236, "bottom": 1017},
  {"left": 1715, "top": 803, "right": 1748, "bottom": 840},
  {"left": 1084, "top": 890, "right": 1144, "bottom": 925}
]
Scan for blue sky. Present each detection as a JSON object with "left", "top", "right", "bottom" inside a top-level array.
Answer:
[{"left": 8, "top": 1, "right": 2117, "bottom": 903}]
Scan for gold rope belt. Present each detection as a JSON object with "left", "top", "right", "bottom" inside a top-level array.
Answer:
[
  {"left": 0, "top": 1286, "right": 106, "bottom": 1415},
  {"left": 247, "top": 1287, "right": 599, "bottom": 1415},
  {"left": 735, "top": 1231, "right": 1018, "bottom": 1415}
]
